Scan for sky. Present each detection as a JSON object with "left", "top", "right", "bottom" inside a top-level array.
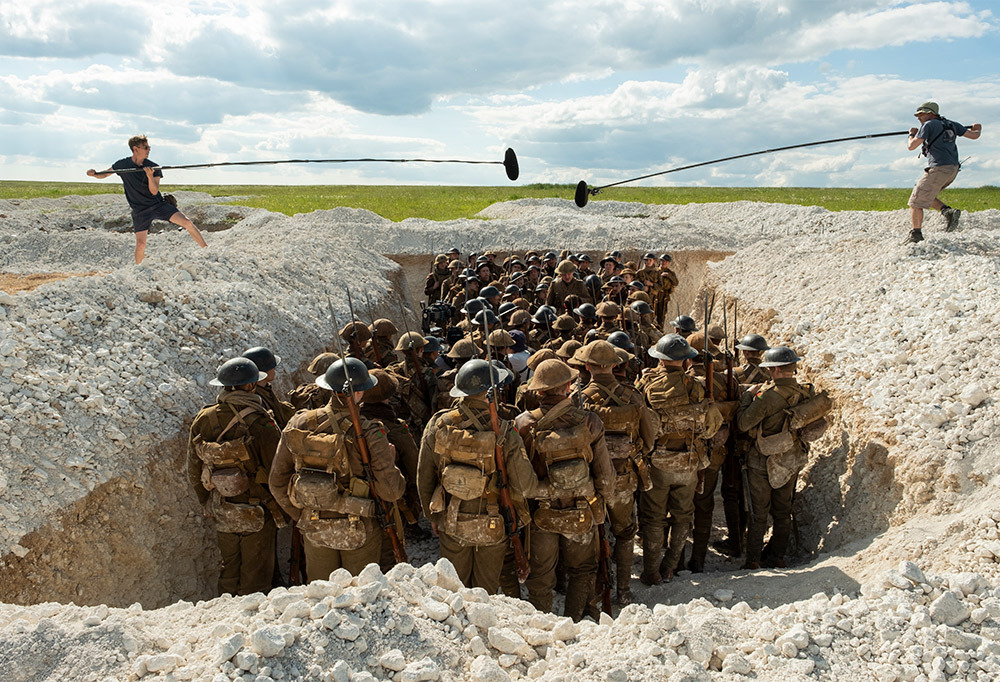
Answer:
[{"left": 1, "top": 0, "right": 997, "bottom": 189}]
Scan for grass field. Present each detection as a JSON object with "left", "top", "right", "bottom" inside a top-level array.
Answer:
[{"left": 1, "top": 180, "right": 996, "bottom": 222}]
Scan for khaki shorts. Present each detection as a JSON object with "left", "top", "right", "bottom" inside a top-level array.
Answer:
[{"left": 908, "top": 165, "right": 959, "bottom": 209}]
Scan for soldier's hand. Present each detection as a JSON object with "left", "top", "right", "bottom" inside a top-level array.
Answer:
[{"left": 430, "top": 522, "right": 439, "bottom": 537}]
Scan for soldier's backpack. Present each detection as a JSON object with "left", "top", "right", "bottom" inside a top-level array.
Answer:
[
  {"left": 282, "top": 406, "right": 376, "bottom": 550},
  {"left": 528, "top": 398, "right": 597, "bottom": 536},
  {"left": 752, "top": 383, "right": 828, "bottom": 488},
  {"left": 432, "top": 404, "right": 506, "bottom": 547}
]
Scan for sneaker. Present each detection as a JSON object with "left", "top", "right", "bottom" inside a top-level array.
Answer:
[
  {"left": 942, "top": 207, "right": 962, "bottom": 232},
  {"left": 905, "top": 229, "right": 924, "bottom": 244}
]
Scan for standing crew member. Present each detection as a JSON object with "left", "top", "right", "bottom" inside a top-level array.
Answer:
[
  {"left": 87, "top": 135, "right": 207, "bottom": 264},
  {"left": 269, "top": 358, "right": 405, "bottom": 579},
  {"left": 905, "top": 102, "right": 981, "bottom": 243},
  {"left": 188, "top": 357, "right": 284, "bottom": 596}
]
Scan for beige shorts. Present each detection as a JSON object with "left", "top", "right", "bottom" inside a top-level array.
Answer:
[{"left": 908, "top": 165, "right": 959, "bottom": 209}]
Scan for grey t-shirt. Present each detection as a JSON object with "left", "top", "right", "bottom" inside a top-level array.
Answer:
[{"left": 917, "top": 118, "right": 967, "bottom": 167}]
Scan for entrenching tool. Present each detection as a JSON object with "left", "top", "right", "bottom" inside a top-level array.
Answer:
[
  {"left": 574, "top": 131, "right": 909, "bottom": 207},
  {"left": 95, "top": 148, "right": 520, "bottom": 181},
  {"left": 327, "top": 295, "right": 408, "bottom": 564}
]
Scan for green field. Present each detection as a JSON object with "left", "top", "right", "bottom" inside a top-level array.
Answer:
[{"left": 1, "top": 180, "right": 996, "bottom": 222}]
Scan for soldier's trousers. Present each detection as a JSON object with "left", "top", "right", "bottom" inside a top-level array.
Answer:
[
  {"left": 498, "top": 540, "right": 522, "bottom": 598},
  {"left": 720, "top": 455, "right": 747, "bottom": 544},
  {"left": 217, "top": 515, "right": 276, "bottom": 596},
  {"left": 638, "top": 467, "right": 697, "bottom": 574},
  {"left": 303, "top": 524, "right": 383, "bottom": 581},
  {"left": 526, "top": 523, "right": 598, "bottom": 622},
  {"left": 439, "top": 532, "right": 508, "bottom": 595},
  {"left": 690, "top": 463, "right": 722, "bottom": 566},
  {"left": 745, "top": 465, "right": 796, "bottom": 564}
]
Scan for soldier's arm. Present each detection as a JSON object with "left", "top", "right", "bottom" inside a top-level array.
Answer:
[
  {"left": 416, "top": 416, "right": 440, "bottom": 520},
  {"left": 544, "top": 286, "right": 557, "bottom": 308},
  {"left": 502, "top": 425, "right": 549, "bottom": 498},
  {"left": 268, "top": 430, "right": 298, "bottom": 520},
  {"left": 587, "top": 413, "right": 616, "bottom": 500},
  {"left": 736, "top": 388, "right": 774, "bottom": 433},
  {"left": 187, "top": 421, "right": 210, "bottom": 505},
  {"left": 363, "top": 420, "right": 406, "bottom": 502},
  {"left": 637, "top": 398, "right": 658, "bottom": 454}
]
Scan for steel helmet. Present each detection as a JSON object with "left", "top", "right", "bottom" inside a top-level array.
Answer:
[
  {"left": 553, "top": 314, "right": 578, "bottom": 331},
  {"left": 480, "top": 285, "right": 501, "bottom": 300},
  {"left": 642, "top": 252, "right": 656, "bottom": 260},
  {"left": 210, "top": 357, "right": 266, "bottom": 387},
  {"left": 670, "top": 315, "right": 698, "bottom": 333},
  {"left": 498, "top": 301, "right": 518, "bottom": 319},
  {"left": 759, "top": 346, "right": 801, "bottom": 367},
  {"left": 526, "top": 358, "right": 578, "bottom": 392},
  {"left": 531, "top": 306, "right": 558, "bottom": 325},
  {"left": 395, "top": 331, "right": 426, "bottom": 351},
  {"left": 648, "top": 334, "right": 699, "bottom": 361},
  {"left": 504, "top": 284, "right": 521, "bottom": 296},
  {"left": 576, "top": 340, "right": 620, "bottom": 367},
  {"left": 607, "top": 330, "right": 634, "bottom": 351},
  {"left": 473, "top": 309, "right": 499, "bottom": 327},
  {"left": 451, "top": 358, "right": 510, "bottom": 397},
  {"left": 422, "top": 336, "right": 443, "bottom": 353},
  {"left": 556, "top": 339, "right": 583, "bottom": 360},
  {"left": 736, "top": 334, "right": 770, "bottom": 352},
  {"left": 241, "top": 346, "right": 280, "bottom": 372},
  {"left": 630, "top": 300, "right": 654, "bottom": 316},
  {"left": 555, "top": 260, "right": 577, "bottom": 275},
  {"left": 574, "top": 302, "right": 598, "bottom": 321},
  {"left": 317, "top": 357, "right": 377, "bottom": 393},
  {"left": 461, "top": 297, "right": 489, "bottom": 316},
  {"left": 446, "top": 338, "right": 479, "bottom": 360},
  {"left": 370, "top": 318, "right": 398, "bottom": 337}
]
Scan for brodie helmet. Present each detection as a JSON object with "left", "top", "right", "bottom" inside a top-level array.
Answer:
[
  {"left": 210, "top": 357, "right": 266, "bottom": 387},
  {"left": 317, "top": 357, "right": 377, "bottom": 393},
  {"left": 648, "top": 334, "right": 698, "bottom": 361},
  {"left": 759, "top": 346, "right": 801, "bottom": 367},
  {"left": 241, "top": 346, "right": 280, "bottom": 373}
]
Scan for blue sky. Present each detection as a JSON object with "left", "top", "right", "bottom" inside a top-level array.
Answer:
[{"left": 1, "top": 0, "right": 996, "bottom": 189}]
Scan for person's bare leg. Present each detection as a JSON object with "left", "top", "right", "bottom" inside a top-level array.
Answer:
[
  {"left": 910, "top": 207, "right": 924, "bottom": 231},
  {"left": 930, "top": 198, "right": 944, "bottom": 211},
  {"left": 169, "top": 212, "right": 208, "bottom": 248},
  {"left": 135, "top": 230, "right": 148, "bottom": 264}
]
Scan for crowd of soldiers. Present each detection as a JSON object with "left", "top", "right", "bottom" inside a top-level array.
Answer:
[{"left": 187, "top": 248, "right": 832, "bottom": 621}]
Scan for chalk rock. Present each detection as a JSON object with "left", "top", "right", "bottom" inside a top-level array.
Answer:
[
  {"left": 721, "top": 653, "right": 752, "bottom": 675},
  {"left": 899, "top": 561, "right": 926, "bottom": 586},
  {"left": 942, "top": 626, "right": 982, "bottom": 650},
  {"left": 144, "top": 654, "right": 180, "bottom": 673},
  {"left": 379, "top": 649, "right": 407, "bottom": 672},
  {"left": 435, "top": 557, "right": 465, "bottom": 592},
  {"left": 401, "top": 657, "right": 441, "bottom": 682},
  {"left": 334, "top": 622, "right": 361, "bottom": 641},
  {"left": 470, "top": 655, "right": 511, "bottom": 682},
  {"left": 465, "top": 602, "right": 499, "bottom": 630},
  {"left": 489, "top": 627, "right": 530, "bottom": 655},
  {"left": 552, "top": 617, "right": 579, "bottom": 642},
  {"left": 713, "top": 589, "right": 734, "bottom": 603},
  {"left": 930, "top": 591, "right": 970, "bottom": 626},
  {"left": 420, "top": 597, "right": 451, "bottom": 622},
  {"left": 960, "top": 384, "right": 988, "bottom": 407},
  {"left": 250, "top": 625, "right": 286, "bottom": 657},
  {"left": 330, "top": 660, "right": 352, "bottom": 682},
  {"left": 213, "top": 633, "right": 245, "bottom": 665}
]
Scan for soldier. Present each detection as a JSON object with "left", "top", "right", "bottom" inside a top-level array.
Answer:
[
  {"left": 599, "top": 256, "right": 618, "bottom": 284},
  {"left": 541, "top": 251, "right": 558, "bottom": 278},
  {"left": 542, "top": 314, "right": 579, "bottom": 352},
  {"left": 577, "top": 254, "right": 594, "bottom": 278},
  {"left": 288, "top": 352, "right": 338, "bottom": 413},
  {"left": 529, "top": 306, "right": 558, "bottom": 349},
  {"left": 636, "top": 252, "right": 660, "bottom": 299},
  {"left": 436, "top": 338, "right": 480, "bottom": 411},
  {"left": 368, "top": 319, "right": 399, "bottom": 368},
  {"left": 591, "top": 302, "right": 622, "bottom": 341},
  {"left": 655, "top": 254, "right": 680, "bottom": 326},
  {"left": 515, "top": 359, "right": 614, "bottom": 621},
  {"left": 546, "top": 260, "right": 593, "bottom": 310},
  {"left": 513, "top": 348, "right": 559, "bottom": 412},
  {"left": 269, "top": 359, "right": 406, "bottom": 579},
  {"left": 481, "top": 285, "right": 503, "bottom": 311},
  {"left": 736, "top": 347, "right": 829, "bottom": 569},
  {"left": 361, "top": 369, "right": 424, "bottom": 546},
  {"left": 425, "top": 254, "right": 452, "bottom": 304},
  {"left": 607, "top": 331, "right": 642, "bottom": 383},
  {"left": 188, "top": 358, "right": 285, "bottom": 595},
  {"left": 670, "top": 314, "right": 698, "bottom": 339},
  {"left": 242, "top": 346, "right": 296, "bottom": 429},
  {"left": 602, "top": 276, "right": 629, "bottom": 307},
  {"left": 340, "top": 321, "right": 377, "bottom": 368},
  {"left": 417, "top": 359, "right": 549, "bottom": 593},
  {"left": 685, "top": 333, "right": 739, "bottom": 573},
  {"left": 735, "top": 334, "right": 770, "bottom": 385},
  {"left": 388, "top": 331, "right": 435, "bottom": 433},
  {"left": 578, "top": 341, "right": 656, "bottom": 605},
  {"left": 636, "top": 335, "right": 721, "bottom": 583}
]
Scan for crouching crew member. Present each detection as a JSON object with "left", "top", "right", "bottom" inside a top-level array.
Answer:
[
  {"left": 188, "top": 357, "right": 285, "bottom": 596},
  {"left": 269, "top": 359, "right": 406, "bottom": 579}
]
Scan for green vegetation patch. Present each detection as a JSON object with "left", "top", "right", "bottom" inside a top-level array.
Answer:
[{"left": 1, "top": 181, "right": 996, "bottom": 222}]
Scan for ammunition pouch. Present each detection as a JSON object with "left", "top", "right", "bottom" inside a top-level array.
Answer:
[
  {"left": 206, "top": 491, "right": 265, "bottom": 534},
  {"left": 443, "top": 498, "right": 505, "bottom": 547},
  {"left": 298, "top": 512, "right": 369, "bottom": 551},
  {"left": 608, "top": 467, "right": 637, "bottom": 507},
  {"left": 533, "top": 499, "right": 595, "bottom": 536},
  {"left": 547, "top": 458, "right": 591, "bottom": 491},
  {"left": 441, "top": 462, "right": 490, "bottom": 501},
  {"left": 288, "top": 469, "right": 341, "bottom": 510},
  {"left": 206, "top": 466, "right": 251, "bottom": 498},
  {"left": 604, "top": 433, "right": 636, "bottom": 461},
  {"left": 649, "top": 445, "right": 699, "bottom": 474},
  {"left": 285, "top": 427, "right": 351, "bottom": 479},
  {"left": 755, "top": 427, "right": 796, "bottom": 457},
  {"left": 766, "top": 450, "right": 807, "bottom": 489}
]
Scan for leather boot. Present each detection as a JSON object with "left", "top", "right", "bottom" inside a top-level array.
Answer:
[
  {"left": 687, "top": 531, "right": 709, "bottom": 573},
  {"left": 614, "top": 537, "right": 633, "bottom": 605},
  {"left": 640, "top": 535, "right": 662, "bottom": 586}
]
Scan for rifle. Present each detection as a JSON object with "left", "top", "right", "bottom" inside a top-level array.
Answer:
[
  {"left": 579, "top": 372, "right": 613, "bottom": 614},
  {"left": 328, "top": 294, "right": 408, "bottom": 564},
  {"left": 361, "top": 290, "right": 384, "bottom": 367},
  {"left": 482, "top": 309, "right": 530, "bottom": 582}
]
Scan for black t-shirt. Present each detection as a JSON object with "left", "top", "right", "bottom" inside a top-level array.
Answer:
[{"left": 111, "top": 157, "right": 164, "bottom": 212}]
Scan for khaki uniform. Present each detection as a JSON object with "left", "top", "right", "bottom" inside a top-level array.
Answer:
[
  {"left": 362, "top": 401, "right": 421, "bottom": 527},
  {"left": 287, "top": 382, "right": 332, "bottom": 414},
  {"left": 188, "top": 390, "right": 283, "bottom": 596},
  {"left": 269, "top": 396, "right": 405, "bottom": 579},
  {"left": 654, "top": 268, "right": 679, "bottom": 325},
  {"left": 735, "top": 362, "right": 769, "bottom": 386},
  {"left": 580, "top": 375, "right": 657, "bottom": 602},
  {"left": 256, "top": 382, "right": 296, "bottom": 429},
  {"left": 417, "top": 396, "right": 546, "bottom": 594},
  {"left": 368, "top": 338, "right": 396, "bottom": 368},
  {"left": 516, "top": 396, "right": 614, "bottom": 621},
  {"left": 736, "top": 377, "right": 818, "bottom": 566},
  {"left": 546, "top": 277, "right": 593, "bottom": 311},
  {"left": 387, "top": 357, "right": 435, "bottom": 434},
  {"left": 636, "top": 266, "right": 660, "bottom": 299},
  {"left": 635, "top": 366, "right": 715, "bottom": 580},
  {"left": 589, "top": 321, "right": 622, "bottom": 342},
  {"left": 424, "top": 266, "right": 452, "bottom": 304}
]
